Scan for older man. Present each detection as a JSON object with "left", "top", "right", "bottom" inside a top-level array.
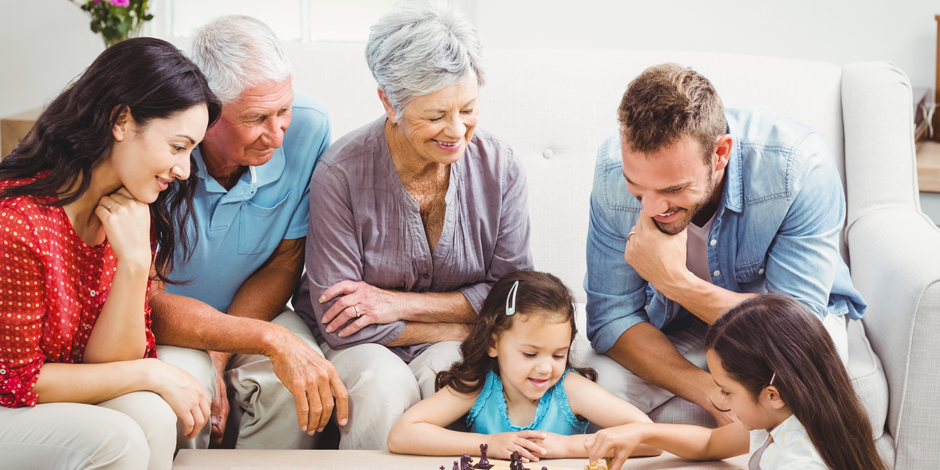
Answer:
[
  {"left": 149, "top": 15, "right": 347, "bottom": 450},
  {"left": 582, "top": 63, "right": 866, "bottom": 427}
]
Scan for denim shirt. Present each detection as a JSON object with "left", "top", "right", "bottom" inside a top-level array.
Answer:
[{"left": 584, "top": 107, "right": 866, "bottom": 355}]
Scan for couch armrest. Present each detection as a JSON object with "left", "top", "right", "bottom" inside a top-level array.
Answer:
[
  {"left": 843, "top": 61, "right": 940, "bottom": 469},
  {"left": 846, "top": 211, "right": 940, "bottom": 469}
]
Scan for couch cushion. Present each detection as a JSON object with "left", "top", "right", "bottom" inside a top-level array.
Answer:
[{"left": 847, "top": 317, "right": 888, "bottom": 440}]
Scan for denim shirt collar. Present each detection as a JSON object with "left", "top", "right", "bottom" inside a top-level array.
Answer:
[{"left": 721, "top": 121, "right": 745, "bottom": 214}]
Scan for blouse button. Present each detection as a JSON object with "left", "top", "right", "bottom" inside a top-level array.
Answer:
[
  {"left": 712, "top": 270, "right": 721, "bottom": 277},
  {"left": 0, "top": 367, "right": 6, "bottom": 375},
  {"left": 84, "top": 324, "right": 91, "bottom": 330},
  {"left": 89, "top": 289, "right": 97, "bottom": 297},
  {"left": 759, "top": 268, "right": 765, "bottom": 275}
]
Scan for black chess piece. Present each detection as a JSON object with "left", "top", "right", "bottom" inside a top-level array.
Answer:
[
  {"left": 453, "top": 461, "right": 459, "bottom": 470},
  {"left": 541, "top": 467, "right": 548, "bottom": 470},
  {"left": 508, "top": 451, "right": 528, "bottom": 470},
  {"left": 460, "top": 454, "right": 473, "bottom": 470},
  {"left": 474, "top": 443, "right": 494, "bottom": 469}
]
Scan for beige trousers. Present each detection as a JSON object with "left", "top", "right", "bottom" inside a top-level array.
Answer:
[
  {"left": 576, "top": 314, "right": 849, "bottom": 414},
  {"left": 158, "top": 309, "right": 323, "bottom": 450},
  {"left": 320, "top": 340, "right": 462, "bottom": 450},
  {"left": 0, "top": 391, "right": 177, "bottom": 470}
]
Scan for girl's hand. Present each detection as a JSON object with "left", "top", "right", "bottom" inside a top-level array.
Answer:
[
  {"left": 96, "top": 187, "right": 151, "bottom": 269},
  {"left": 319, "top": 280, "right": 405, "bottom": 337},
  {"left": 527, "top": 432, "right": 576, "bottom": 459},
  {"left": 584, "top": 424, "right": 644, "bottom": 470},
  {"left": 488, "top": 431, "right": 549, "bottom": 462},
  {"left": 146, "top": 359, "right": 211, "bottom": 440}
]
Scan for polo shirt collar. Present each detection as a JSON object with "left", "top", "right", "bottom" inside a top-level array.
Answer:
[{"left": 193, "top": 145, "right": 286, "bottom": 198}]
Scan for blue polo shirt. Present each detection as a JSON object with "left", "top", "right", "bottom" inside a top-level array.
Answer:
[{"left": 166, "top": 91, "right": 330, "bottom": 312}]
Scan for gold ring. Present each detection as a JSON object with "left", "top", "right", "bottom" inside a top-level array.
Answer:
[
  {"left": 628, "top": 230, "right": 636, "bottom": 241},
  {"left": 354, "top": 305, "right": 360, "bottom": 318}
]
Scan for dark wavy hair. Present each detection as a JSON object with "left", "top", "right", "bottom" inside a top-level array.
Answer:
[
  {"left": 705, "top": 294, "right": 888, "bottom": 470},
  {"left": 0, "top": 37, "right": 221, "bottom": 283},
  {"left": 436, "top": 270, "right": 596, "bottom": 394}
]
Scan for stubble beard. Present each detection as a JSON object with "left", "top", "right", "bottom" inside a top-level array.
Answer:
[{"left": 653, "top": 170, "right": 719, "bottom": 235}]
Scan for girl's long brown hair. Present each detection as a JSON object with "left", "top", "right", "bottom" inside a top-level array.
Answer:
[
  {"left": 706, "top": 295, "right": 887, "bottom": 470},
  {"left": 436, "top": 270, "right": 596, "bottom": 394}
]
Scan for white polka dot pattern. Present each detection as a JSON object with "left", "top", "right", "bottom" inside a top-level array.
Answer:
[{"left": 0, "top": 176, "right": 156, "bottom": 408}]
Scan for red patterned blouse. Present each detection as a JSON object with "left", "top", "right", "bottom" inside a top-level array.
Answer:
[{"left": 0, "top": 176, "right": 156, "bottom": 408}]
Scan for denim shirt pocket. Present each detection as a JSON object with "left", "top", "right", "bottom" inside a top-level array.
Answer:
[
  {"left": 734, "top": 258, "right": 767, "bottom": 293},
  {"left": 237, "top": 190, "right": 296, "bottom": 255}
]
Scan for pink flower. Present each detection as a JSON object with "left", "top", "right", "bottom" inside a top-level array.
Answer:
[{"left": 108, "top": 0, "right": 130, "bottom": 6}]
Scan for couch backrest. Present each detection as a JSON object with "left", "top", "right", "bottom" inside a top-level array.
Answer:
[{"left": 289, "top": 45, "right": 846, "bottom": 301}]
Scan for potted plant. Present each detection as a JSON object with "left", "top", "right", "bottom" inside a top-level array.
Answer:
[{"left": 71, "top": 0, "right": 153, "bottom": 47}]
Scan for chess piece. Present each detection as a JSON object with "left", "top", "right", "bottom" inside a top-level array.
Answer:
[
  {"left": 474, "top": 443, "right": 494, "bottom": 469},
  {"left": 509, "top": 451, "right": 528, "bottom": 470},
  {"left": 509, "top": 451, "right": 520, "bottom": 470},
  {"left": 460, "top": 454, "right": 473, "bottom": 470},
  {"left": 453, "top": 461, "right": 459, "bottom": 470},
  {"left": 542, "top": 467, "right": 548, "bottom": 470}
]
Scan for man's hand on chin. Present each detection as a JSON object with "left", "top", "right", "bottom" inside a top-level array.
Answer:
[{"left": 624, "top": 215, "right": 691, "bottom": 292}]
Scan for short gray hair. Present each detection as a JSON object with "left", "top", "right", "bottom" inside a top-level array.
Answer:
[
  {"left": 366, "top": 0, "right": 485, "bottom": 116},
  {"left": 188, "top": 15, "right": 292, "bottom": 104}
]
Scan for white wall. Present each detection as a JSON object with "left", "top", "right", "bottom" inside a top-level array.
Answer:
[
  {"left": 0, "top": 0, "right": 104, "bottom": 119},
  {"left": 3, "top": 0, "right": 940, "bottom": 119},
  {"left": 473, "top": 0, "right": 940, "bottom": 92}
]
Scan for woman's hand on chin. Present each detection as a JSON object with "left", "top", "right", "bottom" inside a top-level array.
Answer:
[
  {"left": 319, "top": 280, "right": 406, "bottom": 337},
  {"left": 96, "top": 186, "right": 152, "bottom": 270}
]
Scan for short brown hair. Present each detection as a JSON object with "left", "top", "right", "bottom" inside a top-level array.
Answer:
[{"left": 618, "top": 63, "right": 726, "bottom": 164}]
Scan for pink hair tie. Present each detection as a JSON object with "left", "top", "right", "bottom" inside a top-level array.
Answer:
[{"left": 769, "top": 372, "right": 776, "bottom": 385}]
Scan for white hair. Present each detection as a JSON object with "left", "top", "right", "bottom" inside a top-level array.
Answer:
[
  {"left": 188, "top": 15, "right": 292, "bottom": 104},
  {"left": 366, "top": 0, "right": 485, "bottom": 116}
]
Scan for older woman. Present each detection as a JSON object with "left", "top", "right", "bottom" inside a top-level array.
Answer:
[{"left": 293, "top": 0, "right": 532, "bottom": 450}]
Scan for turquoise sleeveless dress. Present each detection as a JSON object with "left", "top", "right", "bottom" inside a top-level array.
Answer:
[{"left": 466, "top": 368, "right": 589, "bottom": 434}]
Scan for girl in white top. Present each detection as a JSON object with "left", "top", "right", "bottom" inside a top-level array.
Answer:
[{"left": 584, "top": 294, "right": 889, "bottom": 470}]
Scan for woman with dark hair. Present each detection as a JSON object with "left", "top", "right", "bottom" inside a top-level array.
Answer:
[
  {"left": 0, "top": 37, "right": 221, "bottom": 470},
  {"left": 584, "top": 294, "right": 888, "bottom": 470}
]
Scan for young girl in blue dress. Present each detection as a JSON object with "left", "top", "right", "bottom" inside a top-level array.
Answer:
[
  {"left": 388, "top": 271, "right": 660, "bottom": 462},
  {"left": 585, "top": 294, "right": 889, "bottom": 470}
]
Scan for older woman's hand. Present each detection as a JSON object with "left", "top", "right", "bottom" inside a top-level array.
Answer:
[{"left": 319, "top": 281, "right": 407, "bottom": 337}]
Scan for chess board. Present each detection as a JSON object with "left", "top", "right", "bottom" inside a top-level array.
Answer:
[
  {"left": 172, "top": 449, "right": 751, "bottom": 469},
  {"left": 443, "top": 463, "right": 579, "bottom": 470}
]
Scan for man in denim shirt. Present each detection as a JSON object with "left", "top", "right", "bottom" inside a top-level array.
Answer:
[{"left": 583, "top": 63, "right": 866, "bottom": 426}]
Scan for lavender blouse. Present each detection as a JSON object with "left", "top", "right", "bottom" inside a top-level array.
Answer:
[{"left": 293, "top": 116, "right": 533, "bottom": 362}]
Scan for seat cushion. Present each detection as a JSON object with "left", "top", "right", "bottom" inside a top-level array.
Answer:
[{"left": 847, "top": 318, "right": 889, "bottom": 439}]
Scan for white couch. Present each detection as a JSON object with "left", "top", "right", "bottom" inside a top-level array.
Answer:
[{"left": 288, "top": 44, "right": 940, "bottom": 469}]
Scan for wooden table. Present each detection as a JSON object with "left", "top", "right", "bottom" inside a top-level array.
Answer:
[
  {"left": 918, "top": 140, "right": 940, "bottom": 193},
  {"left": 172, "top": 450, "right": 749, "bottom": 470}
]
